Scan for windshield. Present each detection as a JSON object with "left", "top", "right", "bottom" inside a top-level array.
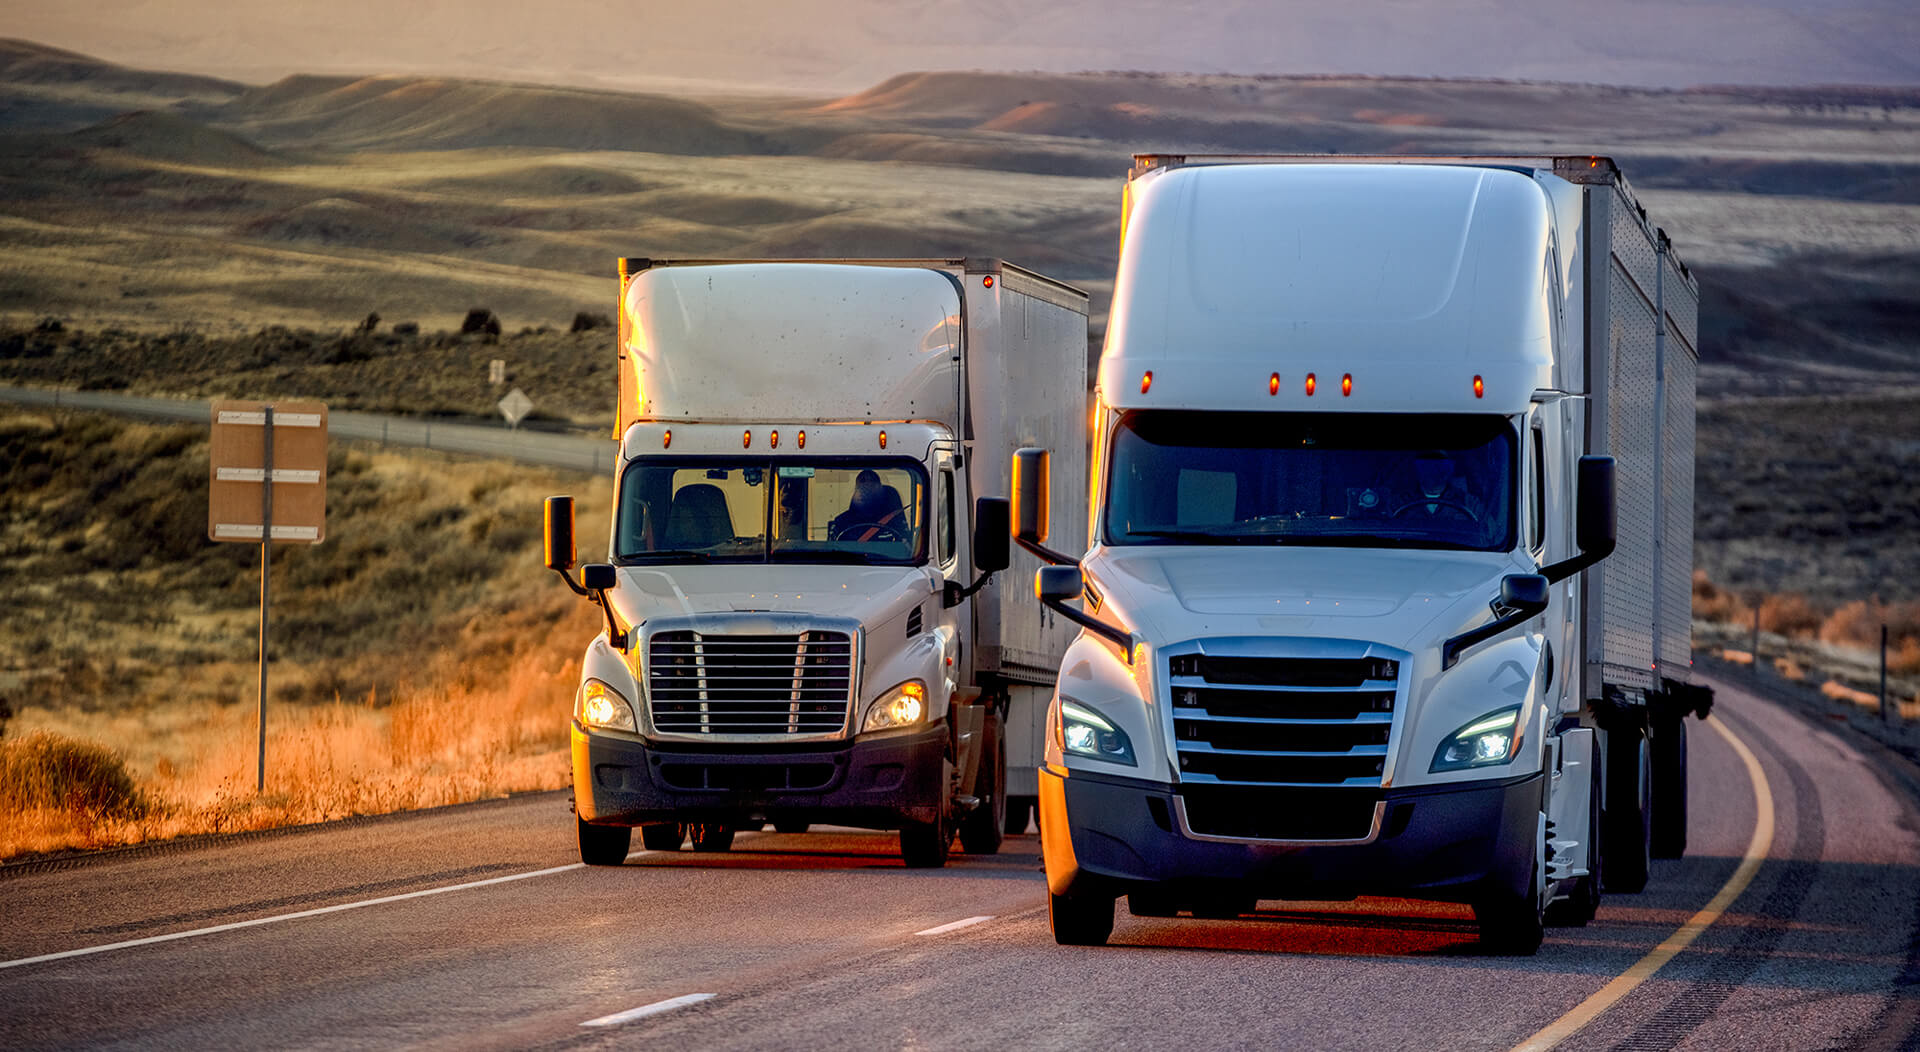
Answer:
[
  {"left": 1104, "top": 411, "right": 1516, "bottom": 551},
  {"left": 615, "top": 458, "right": 928, "bottom": 565}
]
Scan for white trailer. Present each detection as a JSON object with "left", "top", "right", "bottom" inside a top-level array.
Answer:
[
  {"left": 1014, "top": 156, "right": 1707, "bottom": 951},
  {"left": 544, "top": 257, "right": 1087, "bottom": 866}
]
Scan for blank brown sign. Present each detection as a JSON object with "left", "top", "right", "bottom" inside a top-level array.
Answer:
[{"left": 209, "top": 400, "right": 328, "bottom": 544}]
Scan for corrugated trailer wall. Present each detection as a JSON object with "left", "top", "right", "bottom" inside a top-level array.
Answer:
[
  {"left": 1592, "top": 179, "right": 1663, "bottom": 693},
  {"left": 1658, "top": 241, "right": 1700, "bottom": 681}
]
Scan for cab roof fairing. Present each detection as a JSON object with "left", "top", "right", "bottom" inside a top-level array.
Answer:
[{"left": 1100, "top": 163, "right": 1557, "bottom": 416}]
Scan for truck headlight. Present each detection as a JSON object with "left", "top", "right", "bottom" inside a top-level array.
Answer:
[
  {"left": 862, "top": 680, "right": 926, "bottom": 732},
  {"left": 576, "top": 679, "right": 637, "bottom": 733},
  {"left": 1431, "top": 705, "right": 1522, "bottom": 772},
  {"left": 1059, "top": 699, "right": 1136, "bottom": 766}
]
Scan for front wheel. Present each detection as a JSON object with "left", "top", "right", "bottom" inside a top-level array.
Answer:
[
  {"left": 1050, "top": 889, "right": 1115, "bottom": 946},
  {"left": 639, "top": 822, "right": 686, "bottom": 852},
  {"left": 900, "top": 811, "right": 952, "bottom": 868},
  {"left": 578, "top": 818, "right": 631, "bottom": 866},
  {"left": 1474, "top": 871, "right": 1545, "bottom": 955}
]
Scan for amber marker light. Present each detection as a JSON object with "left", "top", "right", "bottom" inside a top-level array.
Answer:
[
  {"left": 662, "top": 429, "right": 672, "bottom": 448},
  {"left": 1341, "top": 373, "right": 1353, "bottom": 397},
  {"left": 1141, "top": 370, "right": 1153, "bottom": 394},
  {"left": 1304, "top": 372, "right": 1317, "bottom": 396},
  {"left": 1473, "top": 375, "right": 1485, "bottom": 399},
  {"left": 878, "top": 430, "right": 888, "bottom": 449},
  {"left": 769, "top": 430, "right": 779, "bottom": 449},
  {"left": 742, "top": 429, "right": 751, "bottom": 448},
  {"left": 1269, "top": 372, "right": 1280, "bottom": 396},
  {"left": 797, "top": 429, "right": 806, "bottom": 449},
  {"left": 982, "top": 275, "right": 994, "bottom": 288}
]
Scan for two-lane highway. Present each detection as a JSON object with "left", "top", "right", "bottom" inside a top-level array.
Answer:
[{"left": 5, "top": 674, "right": 1917, "bottom": 1049}]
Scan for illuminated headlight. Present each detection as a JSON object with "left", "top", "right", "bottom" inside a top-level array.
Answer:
[
  {"left": 576, "top": 678, "right": 637, "bottom": 733},
  {"left": 1059, "top": 699, "right": 1136, "bottom": 766},
  {"left": 862, "top": 680, "right": 926, "bottom": 733},
  {"left": 1431, "top": 705, "right": 1522, "bottom": 772}
]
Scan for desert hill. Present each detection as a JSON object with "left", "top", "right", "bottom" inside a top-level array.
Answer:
[{"left": 0, "top": 38, "right": 243, "bottom": 132}]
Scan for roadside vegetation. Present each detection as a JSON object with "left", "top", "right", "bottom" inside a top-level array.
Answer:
[{"left": 0, "top": 408, "right": 607, "bottom": 860}]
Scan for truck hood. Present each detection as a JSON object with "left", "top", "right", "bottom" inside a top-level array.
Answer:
[
  {"left": 606, "top": 563, "right": 940, "bottom": 633},
  {"left": 1088, "top": 546, "right": 1523, "bottom": 654}
]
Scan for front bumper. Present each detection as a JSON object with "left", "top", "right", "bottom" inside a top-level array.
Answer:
[
  {"left": 573, "top": 722, "right": 948, "bottom": 830},
  {"left": 1039, "top": 764, "right": 1541, "bottom": 904}
]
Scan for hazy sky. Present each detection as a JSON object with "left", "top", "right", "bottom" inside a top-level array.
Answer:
[{"left": 12, "top": 0, "right": 1919, "bottom": 93}]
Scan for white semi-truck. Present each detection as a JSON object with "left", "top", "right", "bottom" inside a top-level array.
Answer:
[
  {"left": 1015, "top": 155, "right": 1711, "bottom": 952},
  {"left": 544, "top": 257, "right": 1088, "bottom": 867}
]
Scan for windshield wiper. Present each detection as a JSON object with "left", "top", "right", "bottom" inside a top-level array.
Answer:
[
  {"left": 619, "top": 549, "right": 713, "bottom": 563},
  {"left": 1122, "top": 528, "right": 1267, "bottom": 544},
  {"left": 771, "top": 549, "right": 898, "bottom": 565}
]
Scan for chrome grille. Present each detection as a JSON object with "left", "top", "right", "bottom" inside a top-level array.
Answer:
[
  {"left": 647, "top": 630, "right": 854, "bottom": 736},
  {"left": 1170, "top": 651, "right": 1398, "bottom": 788}
]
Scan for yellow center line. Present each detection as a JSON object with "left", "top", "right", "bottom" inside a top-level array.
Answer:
[{"left": 1508, "top": 713, "right": 1776, "bottom": 1052}]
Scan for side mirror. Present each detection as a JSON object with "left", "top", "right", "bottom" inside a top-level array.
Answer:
[
  {"left": 972, "top": 497, "right": 1010, "bottom": 574},
  {"left": 1012, "top": 447, "right": 1050, "bottom": 545},
  {"left": 544, "top": 496, "right": 577, "bottom": 573},
  {"left": 581, "top": 563, "right": 617, "bottom": 591},
  {"left": 1500, "top": 573, "right": 1549, "bottom": 611},
  {"left": 1575, "top": 456, "right": 1617, "bottom": 556},
  {"left": 1036, "top": 565, "right": 1085, "bottom": 603}
]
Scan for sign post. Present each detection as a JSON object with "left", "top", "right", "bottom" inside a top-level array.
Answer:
[{"left": 209, "top": 400, "right": 328, "bottom": 792}]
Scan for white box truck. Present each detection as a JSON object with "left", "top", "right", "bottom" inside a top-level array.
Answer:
[
  {"left": 1013, "top": 156, "right": 1711, "bottom": 951},
  {"left": 544, "top": 257, "right": 1088, "bottom": 867}
]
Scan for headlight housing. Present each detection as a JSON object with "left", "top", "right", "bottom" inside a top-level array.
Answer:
[
  {"left": 1058, "top": 699, "right": 1136, "bottom": 766},
  {"left": 862, "top": 680, "right": 926, "bottom": 733},
  {"left": 1431, "top": 705, "right": 1522, "bottom": 772},
  {"left": 576, "top": 678, "right": 637, "bottom": 733}
]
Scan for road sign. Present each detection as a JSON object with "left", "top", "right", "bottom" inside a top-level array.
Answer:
[
  {"left": 209, "top": 400, "right": 328, "bottom": 543},
  {"left": 489, "top": 359, "right": 505, "bottom": 386},
  {"left": 499, "top": 387, "right": 533, "bottom": 429}
]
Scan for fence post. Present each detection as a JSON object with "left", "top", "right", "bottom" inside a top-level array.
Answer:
[
  {"left": 1883, "top": 624, "right": 1892, "bottom": 724},
  {"left": 1751, "top": 605, "right": 1761, "bottom": 682}
]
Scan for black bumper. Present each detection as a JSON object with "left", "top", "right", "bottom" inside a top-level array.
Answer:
[
  {"left": 573, "top": 722, "right": 947, "bottom": 831},
  {"left": 1039, "top": 764, "right": 1542, "bottom": 904}
]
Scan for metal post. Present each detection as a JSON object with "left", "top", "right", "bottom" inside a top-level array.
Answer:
[
  {"left": 1750, "top": 604, "right": 1761, "bottom": 681},
  {"left": 258, "top": 404, "right": 273, "bottom": 793},
  {"left": 1883, "top": 624, "right": 1892, "bottom": 724}
]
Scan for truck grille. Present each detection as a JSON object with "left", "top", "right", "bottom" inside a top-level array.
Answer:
[
  {"left": 1170, "top": 651, "right": 1397, "bottom": 788},
  {"left": 1180, "top": 786, "right": 1382, "bottom": 841},
  {"left": 647, "top": 630, "right": 854, "bottom": 737}
]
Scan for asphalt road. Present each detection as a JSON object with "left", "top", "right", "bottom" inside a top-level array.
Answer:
[
  {"left": 0, "top": 385, "right": 611, "bottom": 474},
  {"left": 3, "top": 673, "right": 1916, "bottom": 1050}
]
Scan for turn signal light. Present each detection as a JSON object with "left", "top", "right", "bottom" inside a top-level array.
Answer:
[{"left": 1304, "top": 373, "right": 1317, "bottom": 396}]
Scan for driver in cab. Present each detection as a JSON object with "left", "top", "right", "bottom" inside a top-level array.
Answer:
[
  {"left": 831, "top": 469, "right": 905, "bottom": 542},
  {"left": 1399, "top": 451, "right": 1489, "bottom": 526}
]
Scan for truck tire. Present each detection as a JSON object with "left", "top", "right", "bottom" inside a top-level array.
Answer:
[
  {"left": 689, "top": 823, "right": 734, "bottom": 853},
  {"left": 1650, "top": 714, "right": 1688, "bottom": 860},
  {"left": 899, "top": 811, "right": 952, "bottom": 868},
  {"left": 958, "top": 710, "right": 1006, "bottom": 855},
  {"left": 639, "top": 822, "right": 686, "bottom": 852},
  {"left": 1004, "top": 796, "right": 1038, "bottom": 836},
  {"left": 1050, "top": 889, "right": 1115, "bottom": 946},
  {"left": 1474, "top": 866, "right": 1544, "bottom": 955},
  {"left": 1545, "top": 757, "right": 1602, "bottom": 927},
  {"left": 1603, "top": 725, "right": 1652, "bottom": 893},
  {"left": 578, "top": 818, "right": 631, "bottom": 866}
]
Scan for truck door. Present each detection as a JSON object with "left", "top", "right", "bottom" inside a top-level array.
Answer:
[
  {"left": 931, "top": 444, "right": 965, "bottom": 667},
  {"left": 1533, "top": 397, "right": 1581, "bottom": 714}
]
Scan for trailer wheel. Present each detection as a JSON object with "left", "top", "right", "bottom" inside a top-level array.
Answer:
[
  {"left": 958, "top": 710, "right": 1006, "bottom": 855},
  {"left": 900, "top": 809, "right": 953, "bottom": 868},
  {"left": 1650, "top": 714, "right": 1688, "bottom": 859},
  {"left": 578, "top": 818, "right": 631, "bottom": 866},
  {"left": 1603, "top": 726, "right": 1652, "bottom": 893},
  {"left": 639, "top": 822, "right": 686, "bottom": 852},
  {"left": 1545, "top": 757, "right": 1602, "bottom": 927},
  {"left": 1004, "top": 797, "right": 1038, "bottom": 835},
  {"left": 689, "top": 823, "right": 734, "bottom": 853},
  {"left": 1050, "top": 889, "right": 1115, "bottom": 946}
]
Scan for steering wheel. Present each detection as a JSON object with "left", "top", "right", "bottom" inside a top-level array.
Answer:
[
  {"left": 831, "top": 520, "right": 908, "bottom": 542},
  {"left": 1389, "top": 499, "right": 1482, "bottom": 522}
]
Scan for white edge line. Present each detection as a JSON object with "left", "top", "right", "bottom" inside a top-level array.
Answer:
[
  {"left": 914, "top": 915, "right": 995, "bottom": 936},
  {"left": 0, "top": 863, "right": 585, "bottom": 971},
  {"left": 581, "top": 993, "right": 717, "bottom": 1027}
]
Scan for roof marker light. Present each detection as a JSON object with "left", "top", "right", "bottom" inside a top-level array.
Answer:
[
  {"left": 769, "top": 430, "right": 779, "bottom": 449},
  {"left": 1141, "top": 370, "right": 1153, "bottom": 394},
  {"left": 797, "top": 429, "right": 806, "bottom": 449},
  {"left": 1341, "top": 373, "right": 1353, "bottom": 397},
  {"left": 662, "top": 429, "right": 671, "bottom": 449},
  {"left": 1304, "top": 373, "right": 1317, "bottom": 396},
  {"left": 1473, "top": 375, "right": 1485, "bottom": 399},
  {"left": 1269, "top": 372, "right": 1280, "bottom": 396},
  {"left": 742, "top": 429, "right": 752, "bottom": 448},
  {"left": 878, "top": 430, "right": 888, "bottom": 449}
]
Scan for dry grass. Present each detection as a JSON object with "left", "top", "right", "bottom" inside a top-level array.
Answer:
[
  {"left": 0, "top": 408, "right": 609, "bottom": 860},
  {"left": 1697, "top": 569, "right": 1920, "bottom": 720}
]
